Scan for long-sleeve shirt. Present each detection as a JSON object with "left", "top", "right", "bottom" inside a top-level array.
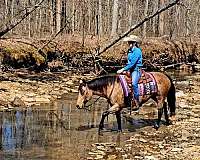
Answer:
[{"left": 123, "top": 47, "right": 143, "bottom": 71}]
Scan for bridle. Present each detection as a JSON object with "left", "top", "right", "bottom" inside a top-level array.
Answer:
[{"left": 82, "top": 96, "right": 101, "bottom": 111}]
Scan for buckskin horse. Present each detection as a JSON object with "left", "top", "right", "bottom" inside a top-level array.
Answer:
[{"left": 76, "top": 71, "right": 176, "bottom": 133}]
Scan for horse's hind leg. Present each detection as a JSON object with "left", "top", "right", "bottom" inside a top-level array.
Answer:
[
  {"left": 153, "top": 97, "right": 164, "bottom": 130},
  {"left": 154, "top": 107, "right": 163, "bottom": 130},
  {"left": 163, "top": 101, "right": 171, "bottom": 125}
]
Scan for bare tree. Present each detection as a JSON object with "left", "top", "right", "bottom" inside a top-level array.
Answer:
[
  {"left": 98, "top": 0, "right": 102, "bottom": 37},
  {"left": 56, "top": 0, "right": 61, "bottom": 33},
  {"left": 49, "top": 0, "right": 54, "bottom": 35},
  {"left": 111, "top": 0, "right": 119, "bottom": 38},
  {"left": 143, "top": 0, "right": 149, "bottom": 38},
  {"left": 158, "top": 0, "right": 165, "bottom": 36},
  {"left": 0, "top": 0, "right": 45, "bottom": 38},
  {"left": 1, "top": 0, "right": 200, "bottom": 40}
]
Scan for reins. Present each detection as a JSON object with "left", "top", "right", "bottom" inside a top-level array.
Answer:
[{"left": 83, "top": 96, "right": 101, "bottom": 111}]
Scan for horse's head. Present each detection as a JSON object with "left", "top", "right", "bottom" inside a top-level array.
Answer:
[{"left": 76, "top": 79, "right": 93, "bottom": 109}]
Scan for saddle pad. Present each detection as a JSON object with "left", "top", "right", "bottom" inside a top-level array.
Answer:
[
  {"left": 119, "top": 71, "right": 157, "bottom": 97},
  {"left": 119, "top": 75, "right": 129, "bottom": 97}
]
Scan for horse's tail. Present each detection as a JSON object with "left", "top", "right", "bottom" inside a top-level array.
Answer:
[{"left": 166, "top": 74, "right": 176, "bottom": 116}]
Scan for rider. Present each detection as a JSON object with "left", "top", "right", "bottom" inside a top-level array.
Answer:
[{"left": 117, "top": 35, "right": 143, "bottom": 111}]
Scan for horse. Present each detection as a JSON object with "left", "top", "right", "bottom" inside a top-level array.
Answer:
[{"left": 76, "top": 71, "right": 176, "bottom": 133}]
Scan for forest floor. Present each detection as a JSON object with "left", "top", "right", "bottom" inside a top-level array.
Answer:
[{"left": 0, "top": 69, "right": 200, "bottom": 160}]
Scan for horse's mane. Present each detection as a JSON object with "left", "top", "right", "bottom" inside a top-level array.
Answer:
[{"left": 87, "top": 75, "right": 117, "bottom": 92}]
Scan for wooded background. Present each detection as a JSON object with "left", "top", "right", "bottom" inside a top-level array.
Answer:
[{"left": 1, "top": 0, "right": 199, "bottom": 39}]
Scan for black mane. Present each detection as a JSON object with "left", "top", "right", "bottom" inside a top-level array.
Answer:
[{"left": 87, "top": 75, "right": 117, "bottom": 92}]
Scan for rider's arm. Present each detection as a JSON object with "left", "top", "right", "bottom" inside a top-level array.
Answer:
[{"left": 123, "top": 49, "right": 140, "bottom": 71}]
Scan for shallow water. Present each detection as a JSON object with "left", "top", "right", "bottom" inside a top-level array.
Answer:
[
  {"left": 0, "top": 71, "right": 198, "bottom": 160},
  {"left": 0, "top": 93, "right": 136, "bottom": 160}
]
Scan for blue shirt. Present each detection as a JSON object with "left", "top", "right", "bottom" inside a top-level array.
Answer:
[{"left": 123, "top": 47, "right": 143, "bottom": 71}]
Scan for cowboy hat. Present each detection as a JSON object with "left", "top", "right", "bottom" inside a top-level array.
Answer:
[{"left": 123, "top": 35, "right": 141, "bottom": 43}]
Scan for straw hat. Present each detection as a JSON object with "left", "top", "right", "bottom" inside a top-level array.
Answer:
[{"left": 123, "top": 35, "right": 141, "bottom": 43}]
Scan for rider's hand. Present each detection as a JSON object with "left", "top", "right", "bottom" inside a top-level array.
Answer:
[{"left": 117, "top": 68, "right": 124, "bottom": 74}]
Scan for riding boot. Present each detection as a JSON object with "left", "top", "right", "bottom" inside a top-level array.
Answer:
[
  {"left": 132, "top": 98, "right": 140, "bottom": 111},
  {"left": 126, "top": 94, "right": 132, "bottom": 111}
]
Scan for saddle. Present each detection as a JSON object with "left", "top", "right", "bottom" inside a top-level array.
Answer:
[{"left": 119, "top": 70, "right": 157, "bottom": 99}]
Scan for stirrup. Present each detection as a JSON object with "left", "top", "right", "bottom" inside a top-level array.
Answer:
[
  {"left": 131, "top": 99, "right": 140, "bottom": 111},
  {"left": 131, "top": 107, "right": 140, "bottom": 111}
]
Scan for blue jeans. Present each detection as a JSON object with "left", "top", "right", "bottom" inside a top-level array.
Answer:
[{"left": 131, "top": 70, "right": 141, "bottom": 101}]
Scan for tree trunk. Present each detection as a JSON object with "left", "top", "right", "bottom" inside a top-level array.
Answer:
[
  {"left": 4, "top": 0, "right": 8, "bottom": 20},
  {"left": 143, "top": 0, "right": 149, "bottom": 38},
  {"left": 152, "top": 0, "right": 158, "bottom": 36},
  {"left": 56, "top": 0, "right": 61, "bottom": 33},
  {"left": 38, "top": 8, "right": 42, "bottom": 37},
  {"left": 98, "top": 0, "right": 102, "bottom": 37},
  {"left": 194, "top": 2, "right": 200, "bottom": 35},
  {"left": 28, "top": 11, "right": 31, "bottom": 38},
  {"left": 82, "top": 0, "right": 86, "bottom": 46},
  {"left": 11, "top": 0, "right": 15, "bottom": 33},
  {"left": 168, "top": 4, "right": 175, "bottom": 39},
  {"left": 49, "top": 0, "right": 54, "bottom": 35},
  {"left": 158, "top": 0, "right": 165, "bottom": 36},
  {"left": 28, "top": 0, "right": 31, "bottom": 38},
  {"left": 105, "top": 0, "right": 110, "bottom": 35},
  {"left": 88, "top": 0, "right": 91, "bottom": 34},
  {"left": 110, "top": 0, "right": 119, "bottom": 38},
  {"left": 71, "top": 0, "right": 75, "bottom": 34}
]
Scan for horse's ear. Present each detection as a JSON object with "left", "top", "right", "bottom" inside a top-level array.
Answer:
[{"left": 79, "top": 79, "right": 87, "bottom": 93}]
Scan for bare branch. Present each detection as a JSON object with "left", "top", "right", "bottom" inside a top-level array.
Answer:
[
  {"left": 0, "top": 0, "right": 45, "bottom": 38},
  {"left": 37, "top": 11, "right": 76, "bottom": 59}
]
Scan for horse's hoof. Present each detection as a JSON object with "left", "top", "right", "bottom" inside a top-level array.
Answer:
[
  {"left": 98, "top": 127, "right": 106, "bottom": 134},
  {"left": 166, "top": 121, "right": 172, "bottom": 126},
  {"left": 98, "top": 130, "right": 103, "bottom": 136},
  {"left": 154, "top": 124, "right": 160, "bottom": 130},
  {"left": 99, "top": 125, "right": 104, "bottom": 130}
]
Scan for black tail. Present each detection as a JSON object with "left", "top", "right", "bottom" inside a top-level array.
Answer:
[{"left": 166, "top": 75, "right": 176, "bottom": 116}]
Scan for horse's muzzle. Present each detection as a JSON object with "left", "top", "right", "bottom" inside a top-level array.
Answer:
[{"left": 76, "top": 100, "right": 88, "bottom": 109}]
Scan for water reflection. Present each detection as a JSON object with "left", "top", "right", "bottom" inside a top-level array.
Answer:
[{"left": 0, "top": 94, "right": 132, "bottom": 159}]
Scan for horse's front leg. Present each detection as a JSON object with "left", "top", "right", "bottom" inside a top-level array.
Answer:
[
  {"left": 163, "top": 101, "right": 171, "bottom": 125},
  {"left": 115, "top": 111, "right": 122, "bottom": 132},
  {"left": 99, "top": 110, "right": 109, "bottom": 131},
  {"left": 99, "top": 103, "right": 121, "bottom": 133}
]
